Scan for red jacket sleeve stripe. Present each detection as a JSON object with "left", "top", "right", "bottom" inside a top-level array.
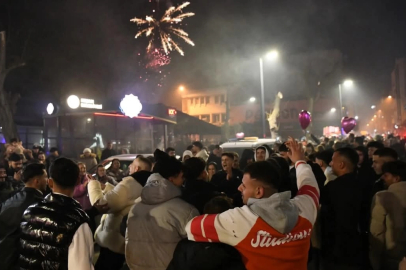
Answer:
[
  {"left": 203, "top": 214, "right": 220, "bottom": 242},
  {"left": 297, "top": 185, "right": 319, "bottom": 207},
  {"left": 190, "top": 215, "right": 207, "bottom": 242}
]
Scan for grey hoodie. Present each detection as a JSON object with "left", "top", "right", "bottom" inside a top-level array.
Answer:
[
  {"left": 248, "top": 191, "right": 299, "bottom": 234},
  {"left": 126, "top": 173, "right": 199, "bottom": 270}
]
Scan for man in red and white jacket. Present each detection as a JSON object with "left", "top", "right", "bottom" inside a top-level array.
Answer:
[{"left": 186, "top": 138, "right": 319, "bottom": 270}]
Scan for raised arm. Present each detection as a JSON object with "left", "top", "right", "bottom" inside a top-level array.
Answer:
[{"left": 286, "top": 138, "right": 320, "bottom": 225}]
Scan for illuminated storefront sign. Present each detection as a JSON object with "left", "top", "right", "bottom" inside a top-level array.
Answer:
[
  {"left": 168, "top": 108, "right": 177, "bottom": 116},
  {"left": 67, "top": 95, "right": 102, "bottom": 110},
  {"left": 120, "top": 94, "right": 143, "bottom": 118}
]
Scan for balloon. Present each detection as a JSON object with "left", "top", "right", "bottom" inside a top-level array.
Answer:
[
  {"left": 341, "top": 117, "right": 357, "bottom": 134},
  {"left": 298, "top": 110, "right": 311, "bottom": 130}
]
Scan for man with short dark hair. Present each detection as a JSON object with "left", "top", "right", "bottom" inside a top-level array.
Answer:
[
  {"left": 370, "top": 161, "right": 406, "bottom": 270},
  {"left": 101, "top": 142, "right": 116, "bottom": 161},
  {"left": 46, "top": 147, "right": 59, "bottom": 173},
  {"left": 372, "top": 147, "right": 398, "bottom": 195},
  {"left": 321, "top": 147, "right": 362, "bottom": 269},
  {"left": 186, "top": 138, "right": 319, "bottom": 270},
  {"left": 19, "top": 158, "right": 94, "bottom": 270},
  {"left": 0, "top": 163, "right": 48, "bottom": 269},
  {"left": 210, "top": 153, "right": 243, "bottom": 198},
  {"left": 165, "top": 147, "right": 176, "bottom": 157},
  {"left": 7, "top": 153, "right": 24, "bottom": 191},
  {"left": 192, "top": 141, "right": 209, "bottom": 162},
  {"left": 367, "top": 141, "right": 385, "bottom": 160},
  {"left": 315, "top": 150, "right": 336, "bottom": 185}
]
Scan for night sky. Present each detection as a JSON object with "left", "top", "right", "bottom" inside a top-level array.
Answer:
[{"left": 1, "top": 0, "right": 406, "bottom": 115}]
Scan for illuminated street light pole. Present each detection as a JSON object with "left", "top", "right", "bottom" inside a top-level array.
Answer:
[
  {"left": 259, "top": 50, "right": 278, "bottom": 138},
  {"left": 338, "top": 79, "right": 353, "bottom": 120}
]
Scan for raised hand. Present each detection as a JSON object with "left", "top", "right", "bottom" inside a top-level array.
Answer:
[{"left": 285, "top": 137, "right": 306, "bottom": 164}]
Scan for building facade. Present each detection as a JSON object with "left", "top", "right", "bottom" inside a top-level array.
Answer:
[
  {"left": 181, "top": 88, "right": 227, "bottom": 126},
  {"left": 392, "top": 58, "right": 406, "bottom": 124}
]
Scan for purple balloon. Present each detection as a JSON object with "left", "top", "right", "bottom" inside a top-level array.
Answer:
[
  {"left": 341, "top": 117, "right": 357, "bottom": 134},
  {"left": 298, "top": 110, "right": 311, "bottom": 130}
]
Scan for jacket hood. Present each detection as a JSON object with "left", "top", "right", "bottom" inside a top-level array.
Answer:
[
  {"left": 141, "top": 173, "right": 182, "bottom": 205},
  {"left": 196, "top": 149, "right": 209, "bottom": 160},
  {"left": 254, "top": 146, "right": 270, "bottom": 161},
  {"left": 80, "top": 153, "right": 97, "bottom": 159},
  {"left": 248, "top": 191, "right": 298, "bottom": 234}
]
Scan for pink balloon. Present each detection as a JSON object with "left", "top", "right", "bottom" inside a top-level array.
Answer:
[
  {"left": 341, "top": 117, "right": 357, "bottom": 134},
  {"left": 298, "top": 110, "right": 311, "bottom": 130}
]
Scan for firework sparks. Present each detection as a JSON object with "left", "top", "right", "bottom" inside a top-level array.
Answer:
[{"left": 131, "top": 2, "right": 195, "bottom": 56}]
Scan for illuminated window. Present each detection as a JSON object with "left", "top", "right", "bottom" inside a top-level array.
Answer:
[
  {"left": 190, "top": 98, "right": 194, "bottom": 104},
  {"left": 205, "top": 96, "right": 210, "bottom": 104},
  {"left": 200, "top": 97, "right": 205, "bottom": 104}
]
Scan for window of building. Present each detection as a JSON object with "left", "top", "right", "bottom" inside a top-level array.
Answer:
[
  {"left": 221, "top": 113, "right": 227, "bottom": 122},
  {"left": 212, "top": 114, "right": 220, "bottom": 123},
  {"left": 215, "top": 96, "right": 220, "bottom": 104},
  {"left": 205, "top": 96, "right": 210, "bottom": 104},
  {"left": 200, "top": 97, "right": 205, "bottom": 104},
  {"left": 201, "top": 114, "right": 210, "bottom": 122},
  {"left": 195, "top": 97, "right": 200, "bottom": 105},
  {"left": 220, "top": 95, "right": 226, "bottom": 103},
  {"left": 190, "top": 98, "right": 194, "bottom": 105}
]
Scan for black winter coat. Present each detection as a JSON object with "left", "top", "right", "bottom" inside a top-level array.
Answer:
[
  {"left": 182, "top": 178, "right": 220, "bottom": 214},
  {"left": 19, "top": 193, "right": 89, "bottom": 270},
  {"left": 167, "top": 239, "right": 246, "bottom": 270},
  {"left": 320, "top": 173, "right": 362, "bottom": 267},
  {"left": 210, "top": 169, "right": 243, "bottom": 198},
  {"left": 0, "top": 187, "right": 44, "bottom": 270}
]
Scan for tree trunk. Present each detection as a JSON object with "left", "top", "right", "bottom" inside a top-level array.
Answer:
[{"left": 0, "top": 31, "right": 20, "bottom": 142}]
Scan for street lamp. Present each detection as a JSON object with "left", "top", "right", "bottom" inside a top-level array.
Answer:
[
  {"left": 355, "top": 115, "right": 359, "bottom": 120},
  {"left": 330, "top": 107, "right": 337, "bottom": 113},
  {"left": 338, "top": 79, "right": 353, "bottom": 119},
  {"left": 259, "top": 50, "right": 279, "bottom": 138},
  {"left": 371, "top": 105, "right": 376, "bottom": 109},
  {"left": 388, "top": 95, "right": 392, "bottom": 99},
  {"left": 249, "top": 97, "right": 256, "bottom": 102},
  {"left": 179, "top": 85, "right": 185, "bottom": 92}
]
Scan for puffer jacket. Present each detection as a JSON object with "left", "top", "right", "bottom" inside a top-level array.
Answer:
[
  {"left": 79, "top": 153, "right": 98, "bottom": 172},
  {"left": 370, "top": 181, "right": 406, "bottom": 270},
  {"left": 195, "top": 150, "right": 209, "bottom": 162},
  {"left": 19, "top": 193, "right": 89, "bottom": 270},
  {"left": 88, "top": 171, "right": 151, "bottom": 254},
  {"left": 0, "top": 187, "right": 43, "bottom": 270},
  {"left": 126, "top": 173, "right": 199, "bottom": 270}
]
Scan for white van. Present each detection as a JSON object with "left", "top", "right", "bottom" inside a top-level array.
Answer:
[{"left": 220, "top": 137, "right": 277, "bottom": 156}]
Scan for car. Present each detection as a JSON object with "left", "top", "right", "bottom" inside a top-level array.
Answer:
[
  {"left": 88, "top": 154, "right": 153, "bottom": 175},
  {"left": 220, "top": 137, "right": 277, "bottom": 156}
]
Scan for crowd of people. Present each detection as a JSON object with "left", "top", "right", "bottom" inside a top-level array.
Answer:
[{"left": 0, "top": 133, "right": 406, "bottom": 270}]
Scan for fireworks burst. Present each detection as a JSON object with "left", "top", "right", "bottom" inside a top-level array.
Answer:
[
  {"left": 131, "top": 2, "right": 195, "bottom": 56},
  {"left": 146, "top": 48, "right": 171, "bottom": 70}
]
